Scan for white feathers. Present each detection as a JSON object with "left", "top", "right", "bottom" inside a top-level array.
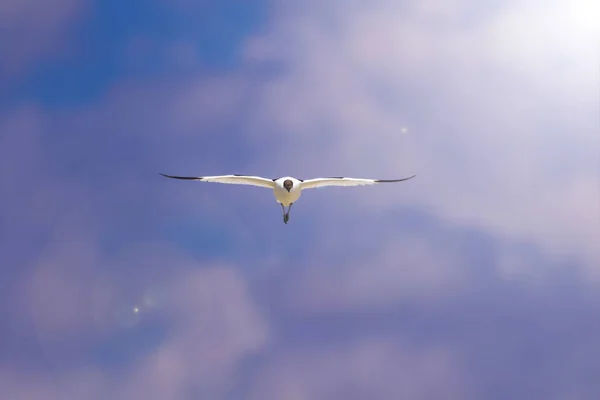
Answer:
[
  {"left": 159, "top": 174, "right": 276, "bottom": 189},
  {"left": 300, "top": 176, "right": 415, "bottom": 189}
]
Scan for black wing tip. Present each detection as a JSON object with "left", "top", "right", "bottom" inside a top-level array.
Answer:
[
  {"left": 375, "top": 175, "right": 416, "bottom": 183},
  {"left": 159, "top": 173, "right": 202, "bottom": 180}
]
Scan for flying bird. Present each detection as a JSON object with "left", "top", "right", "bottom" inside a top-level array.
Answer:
[{"left": 160, "top": 173, "right": 416, "bottom": 224}]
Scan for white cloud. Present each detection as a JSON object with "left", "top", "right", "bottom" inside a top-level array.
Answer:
[
  {"left": 120, "top": 265, "right": 268, "bottom": 399},
  {"left": 247, "top": 338, "right": 469, "bottom": 400},
  {"left": 236, "top": 0, "right": 600, "bottom": 270},
  {"left": 21, "top": 209, "right": 269, "bottom": 399},
  {"left": 281, "top": 233, "right": 470, "bottom": 313}
]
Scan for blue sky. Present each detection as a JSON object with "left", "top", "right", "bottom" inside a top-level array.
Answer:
[
  {"left": 4, "top": 0, "right": 267, "bottom": 105},
  {"left": 1, "top": 0, "right": 600, "bottom": 398}
]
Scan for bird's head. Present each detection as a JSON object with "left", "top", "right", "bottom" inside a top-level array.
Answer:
[{"left": 283, "top": 179, "right": 293, "bottom": 192}]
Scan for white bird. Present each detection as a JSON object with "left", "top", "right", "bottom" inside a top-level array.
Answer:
[{"left": 160, "top": 173, "right": 416, "bottom": 224}]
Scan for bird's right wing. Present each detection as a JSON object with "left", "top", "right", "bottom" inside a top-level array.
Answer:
[
  {"left": 160, "top": 173, "right": 276, "bottom": 189},
  {"left": 301, "top": 175, "right": 416, "bottom": 190}
]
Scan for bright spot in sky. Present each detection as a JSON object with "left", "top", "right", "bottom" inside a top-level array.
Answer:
[
  {"left": 115, "top": 305, "right": 141, "bottom": 328},
  {"left": 400, "top": 127, "right": 408, "bottom": 134}
]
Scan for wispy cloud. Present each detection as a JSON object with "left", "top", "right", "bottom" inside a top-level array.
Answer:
[
  {"left": 236, "top": 0, "right": 600, "bottom": 267},
  {"left": 245, "top": 339, "right": 469, "bottom": 400},
  {"left": 0, "top": 0, "right": 88, "bottom": 86}
]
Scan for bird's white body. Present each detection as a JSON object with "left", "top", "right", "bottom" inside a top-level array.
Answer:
[
  {"left": 160, "top": 173, "right": 416, "bottom": 224},
  {"left": 273, "top": 177, "right": 302, "bottom": 206}
]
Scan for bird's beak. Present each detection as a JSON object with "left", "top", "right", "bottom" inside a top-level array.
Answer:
[{"left": 286, "top": 188, "right": 291, "bottom": 192}]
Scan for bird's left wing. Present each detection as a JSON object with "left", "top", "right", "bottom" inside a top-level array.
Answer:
[
  {"left": 301, "top": 175, "right": 416, "bottom": 190},
  {"left": 160, "top": 173, "right": 276, "bottom": 189}
]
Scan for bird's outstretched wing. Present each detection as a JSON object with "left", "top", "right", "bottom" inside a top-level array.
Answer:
[
  {"left": 160, "top": 173, "right": 276, "bottom": 189},
  {"left": 300, "top": 175, "right": 416, "bottom": 189}
]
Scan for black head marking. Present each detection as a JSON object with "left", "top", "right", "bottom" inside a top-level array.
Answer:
[{"left": 283, "top": 179, "right": 293, "bottom": 191}]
